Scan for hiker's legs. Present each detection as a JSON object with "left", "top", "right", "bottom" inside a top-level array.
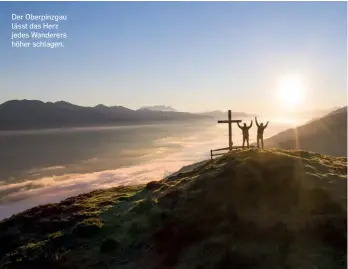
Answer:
[
  {"left": 246, "top": 137, "right": 249, "bottom": 148},
  {"left": 242, "top": 137, "right": 246, "bottom": 147},
  {"left": 261, "top": 136, "right": 264, "bottom": 149},
  {"left": 257, "top": 136, "right": 260, "bottom": 148}
]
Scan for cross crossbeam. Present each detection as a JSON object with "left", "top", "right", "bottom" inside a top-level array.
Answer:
[
  {"left": 217, "top": 110, "right": 241, "bottom": 151},
  {"left": 217, "top": 120, "right": 242, "bottom": 123}
]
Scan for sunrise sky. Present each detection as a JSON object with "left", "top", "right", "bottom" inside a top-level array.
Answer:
[{"left": 0, "top": 1, "right": 346, "bottom": 115}]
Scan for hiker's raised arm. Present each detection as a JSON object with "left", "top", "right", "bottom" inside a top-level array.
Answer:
[
  {"left": 237, "top": 122, "right": 242, "bottom": 129},
  {"left": 255, "top": 117, "right": 259, "bottom": 127},
  {"left": 248, "top": 120, "right": 253, "bottom": 128},
  {"left": 264, "top": 121, "right": 269, "bottom": 128}
]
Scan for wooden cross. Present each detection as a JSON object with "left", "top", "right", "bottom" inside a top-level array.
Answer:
[{"left": 217, "top": 110, "right": 241, "bottom": 151}]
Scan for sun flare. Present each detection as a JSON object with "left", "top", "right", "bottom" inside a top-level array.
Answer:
[{"left": 277, "top": 74, "right": 306, "bottom": 109}]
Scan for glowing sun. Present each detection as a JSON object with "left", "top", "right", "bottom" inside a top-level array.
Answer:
[{"left": 277, "top": 74, "right": 306, "bottom": 109}]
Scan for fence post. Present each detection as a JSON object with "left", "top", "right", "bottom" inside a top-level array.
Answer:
[{"left": 210, "top": 149, "right": 213, "bottom": 160}]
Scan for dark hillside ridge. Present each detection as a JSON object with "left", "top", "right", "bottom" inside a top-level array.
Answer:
[{"left": 263, "top": 106, "right": 347, "bottom": 157}]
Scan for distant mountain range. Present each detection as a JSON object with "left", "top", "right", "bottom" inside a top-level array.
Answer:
[
  {"left": 263, "top": 106, "right": 347, "bottom": 157},
  {"left": 197, "top": 110, "right": 255, "bottom": 118},
  {"left": 139, "top": 107, "right": 254, "bottom": 118},
  {"left": 139, "top": 105, "right": 177, "bottom": 112},
  {"left": 0, "top": 100, "right": 210, "bottom": 131}
]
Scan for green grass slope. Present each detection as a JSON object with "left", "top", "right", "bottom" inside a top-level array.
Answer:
[{"left": 0, "top": 149, "right": 347, "bottom": 269}]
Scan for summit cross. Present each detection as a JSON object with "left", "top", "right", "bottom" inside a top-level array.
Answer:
[{"left": 217, "top": 110, "right": 242, "bottom": 151}]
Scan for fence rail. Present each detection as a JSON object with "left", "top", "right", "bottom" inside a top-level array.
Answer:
[{"left": 210, "top": 145, "right": 255, "bottom": 160}]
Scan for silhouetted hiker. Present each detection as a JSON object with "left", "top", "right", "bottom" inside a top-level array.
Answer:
[
  {"left": 237, "top": 120, "right": 253, "bottom": 148},
  {"left": 255, "top": 117, "right": 269, "bottom": 149}
]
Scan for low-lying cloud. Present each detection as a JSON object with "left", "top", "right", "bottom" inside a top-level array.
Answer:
[
  {"left": 0, "top": 121, "right": 291, "bottom": 220},
  {"left": 0, "top": 134, "right": 227, "bottom": 220}
]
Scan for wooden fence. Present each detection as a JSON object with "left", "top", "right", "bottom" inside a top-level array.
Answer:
[{"left": 210, "top": 145, "right": 255, "bottom": 160}]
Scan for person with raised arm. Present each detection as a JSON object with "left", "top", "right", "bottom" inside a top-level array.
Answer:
[
  {"left": 255, "top": 117, "right": 269, "bottom": 149},
  {"left": 237, "top": 120, "right": 253, "bottom": 148}
]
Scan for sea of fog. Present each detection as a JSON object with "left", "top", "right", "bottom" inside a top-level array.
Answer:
[{"left": 0, "top": 118, "right": 305, "bottom": 220}]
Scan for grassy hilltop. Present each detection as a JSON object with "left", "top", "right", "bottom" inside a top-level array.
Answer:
[{"left": 0, "top": 149, "right": 347, "bottom": 269}]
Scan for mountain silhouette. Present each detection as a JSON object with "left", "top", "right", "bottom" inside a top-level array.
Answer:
[
  {"left": 138, "top": 105, "right": 177, "bottom": 112},
  {"left": 197, "top": 110, "right": 255, "bottom": 118},
  {"left": 0, "top": 100, "right": 210, "bottom": 130},
  {"left": 263, "top": 106, "right": 347, "bottom": 157}
]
